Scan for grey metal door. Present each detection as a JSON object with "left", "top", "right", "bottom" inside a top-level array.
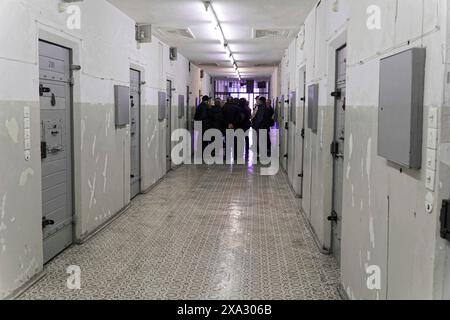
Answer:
[
  {"left": 186, "top": 86, "right": 190, "bottom": 130},
  {"left": 330, "top": 45, "right": 347, "bottom": 262},
  {"left": 279, "top": 95, "right": 286, "bottom": 169},
  {"left": 166, "top": 80, "right": 172, "bottom": 172},
  {"left": 299, "top": 70, "right": 306, "bottom": 197},
  {"left": 39, "top": 40, "right": 73, "bottom": 263},
  {"left": 130, "top": 69, "right": 141, "bottom": 199}
]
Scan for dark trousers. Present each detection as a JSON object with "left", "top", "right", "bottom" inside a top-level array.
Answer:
[{"left": 257, "top": 128, "right": 271, "bottom": 156}]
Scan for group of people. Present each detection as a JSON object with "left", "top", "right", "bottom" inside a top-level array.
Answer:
[{"left": 194, "top": 95, "right": 275, "bottom": 159}]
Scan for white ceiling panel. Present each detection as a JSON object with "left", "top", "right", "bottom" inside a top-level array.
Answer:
[{"left": 108, "top": 0, "right": 316, "bottom": 78}]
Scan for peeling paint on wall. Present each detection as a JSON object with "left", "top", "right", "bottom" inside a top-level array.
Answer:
[
  {"left": 441, "top": 143, "right": 450, "bottom": 166},
  {"left": 369, "top": 216, "right": 375, "bottom": 249},
  {"left": 103, "top": 154, "right": 108, "bottom": 193},
  {"left": 91, "top": 135, "right": 97, "bottom": 157},
  {"left": 366, "top": 138, "right": 372, "bottom": 207},
  {"left": 5, "top": 118, "right": 19, "bottom": 143},
  {"left": 19, "top": 168, "right": 34, "bottom": 186},
  {"left": 88, "top": 173, "right": 97, "bottom": 209},
  {"left": 81, "top": 118, "right": 86, "bottom": 151}
]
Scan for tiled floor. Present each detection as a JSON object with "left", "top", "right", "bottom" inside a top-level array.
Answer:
[{"left": 20, "top": 164, "right": 341, "bottom": 300}]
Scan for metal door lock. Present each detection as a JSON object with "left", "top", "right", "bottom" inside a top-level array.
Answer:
[
  {"left": 49, "top": 146, "right": 64, "bottom": 154},
  {"left": 328, "top": 211, "right": 338, "bottom": 222},
  {"left": 440, "top": 200, "right": 450, "bottom": 241},
  {"left": 39, "top": 84, "right": 51, "bottom": 96},
  {"left": 42, "top": 217, "right": 55, "bottom": 228},
  {"left": 331, "top": 89, "right": 342, "bottom": 99},
  {"left": 41, "top": 141, "right": 47, "bottom": 159}
]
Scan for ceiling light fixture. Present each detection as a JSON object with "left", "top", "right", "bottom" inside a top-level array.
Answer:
[{"left": 204, "top": 1, "right": 239, "bottom": 79}]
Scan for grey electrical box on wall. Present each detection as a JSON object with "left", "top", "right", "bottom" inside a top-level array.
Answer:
[
  {"left": 158, "top": 91, "right": 167, "bottom": 121},
  {"left": 290, "top": 91, "right": 297, "bottom": 125},
  {"left": 114, "top": 85, "right": 130, "bottom": 126},
  {"left": 178, "top": 95, "right": 185, "bottom": 119},
  {"left": 308, "top": 84, "right": 319, "bottom": 133},
  {"left": 377, "top": 47, "right": 426, "bottom": 169}
]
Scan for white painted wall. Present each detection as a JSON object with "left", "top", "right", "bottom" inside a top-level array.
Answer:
[
  {"left": 278, "top": 0, "right": 448, "bottom": 299},
  {"left": 0, "top": 0, "right": 208, "bottom": 299}
]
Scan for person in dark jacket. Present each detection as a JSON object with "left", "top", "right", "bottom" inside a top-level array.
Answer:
[
  {"left": 253, "top": 97, "right": 273, "bottom": 157},
  {"left": 207, "top": 98, "right": 226, "bottom": 157},
  {"left": 222, "top": 97, "right": 241, "bottom": 160},
  {"left": 223, "top": 97, "right": 240, "bottom": 130},
  {"left": 208, "top": 98, "right": 226, "bottom": 135},
  {"left": 194, "top": 96, "right": 211, "bottom": 152},
  {"left": 238, "top": 98, "right": 252, "bottom": 156}
]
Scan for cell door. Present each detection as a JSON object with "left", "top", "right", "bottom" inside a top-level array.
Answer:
[
  {"left": 130, "top": 69, "right": 141, "bottom": 199},
  {"left": 288, "top": 90, "right": 296, "bottom": 187},
  {"left": 186, "top": 86, "right": 190, "bottom": 130},
  {"left": 330, "top": 45, "right": 347, "bottom": 262},
  {"left": 279, "top": 95, "right": 286, "bottom": 168},
  {"left": 39, "top": 40, "right": 73, "bottom": 263},
  {"left": 299, "top": 70, "right": 307, "bottom": 197},
  {"left": 166, "top": 80, "right": 172, "bottom": 172}
]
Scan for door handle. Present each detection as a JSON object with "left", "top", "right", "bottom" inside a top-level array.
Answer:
[
  {"left": 41, "top": 141, "right": 47, "bottom": 159},
  {"left": 39, "top": 84, "right": 51, "bottom": 96},
  {"left": 42, "top": 217, "right": 55, "bottom": 228},
  {"left": 331, "top": 89, "right": 342, "bottom": 99},
  {"left": 328, "top": 211, "right": 338, "bottom": 222}
]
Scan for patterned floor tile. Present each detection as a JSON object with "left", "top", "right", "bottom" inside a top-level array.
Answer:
[{"left": 19, "top": 164, "right": 341, "bottom": 300}]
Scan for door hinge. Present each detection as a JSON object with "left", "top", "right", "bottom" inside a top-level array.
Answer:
[
  {"left": 331, "top": 89, "right": 342, "bottom": 99},
  {"left": 301, "top": 128, "right": 305, "bottom": 139},
  {"left": 440, "top": 200, "right": 450, "bottom": 241},
  {"left": 328, "top": 210, "right": 338, "bottom": 222},
  {"left": 298, "top": 173, "right": 304, "bottom": 178},
  {"left": 330, "top": 141, "right": 339, "bottom": 158},
  {"left": 69, "top": 77, "right": 75, "bottom": 86}
]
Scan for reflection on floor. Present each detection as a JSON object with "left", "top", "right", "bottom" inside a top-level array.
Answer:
[{"left": 20, "top": 164, "right": 340, "bottom": 300}]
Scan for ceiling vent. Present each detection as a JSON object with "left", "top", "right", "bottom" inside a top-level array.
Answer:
[
  {"left": 253, "top": 29, "right": 298, "bottom": 40},
  {"left": 154, "top": 27, "right": 195, "bottom": 40},
  {"left": 199, "top": 63, "right": 220, "bottom": 67},
  {"left": 254, "top": 63, "right": 277, "bottom": 67}
]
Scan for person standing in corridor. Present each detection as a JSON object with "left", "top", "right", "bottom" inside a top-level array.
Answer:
[{"left": 194, "top": 96, "right": 211, "bottom": 153}]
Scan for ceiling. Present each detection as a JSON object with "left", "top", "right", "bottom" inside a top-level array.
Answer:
[{"left": 107, "top": 0, "right": 317, "bottom": 78}]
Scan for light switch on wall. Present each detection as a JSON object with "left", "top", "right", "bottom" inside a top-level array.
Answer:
[
  {"left": 427, "top": 128, "right": 438, "bottom": 150},
  {"left": 426, "top": 169, "right": 436, "bottom": 191},
  {"left": 23, "top": 106, "right": 31, "bottom": 161},
  {"left": 428, "top": 107, "right": 438, "bottom": 129},
  {"left": 23, "top": 106, "right": 30, "bottom": 118},
  {"left": 426, "top": 149, "right": 437, "bottom": 171}
]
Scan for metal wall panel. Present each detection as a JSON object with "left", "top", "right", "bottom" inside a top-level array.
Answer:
[
  {"left": 378, "top": 47, "right": 426, "bottom": 169},
  {"left": 178, "top": 95, "right": 185, "bottom": 119},
  {"left": 290, "top": 91, "right": 296, "bottom": 125},
  {"left": 114, "top": 85, "right": 130, "bottom": 126},
  {"left": 308, "top": 84, "right": 319, "bottom": 132},
  {"left": 158, "top": 91, "right": 166, "bottom": 121}
]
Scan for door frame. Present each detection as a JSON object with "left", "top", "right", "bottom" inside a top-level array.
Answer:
[
  {"left": 166, "top": 78, "right": 174, "bottom": 172},
  {"left": 37, "top": 34, "right": 77, "bottom": 260},
  {"left": 317, "top": 28, "right": 348, "bottom": 253},
  {"left": 130, "top": 65, "right": 145, "bottom": 198},
  {"left": 330, "top": 43, "right": 347, "bottom": 261},
  {"left": 298, "top": 66, "right": 307, "bottom": 198}
]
